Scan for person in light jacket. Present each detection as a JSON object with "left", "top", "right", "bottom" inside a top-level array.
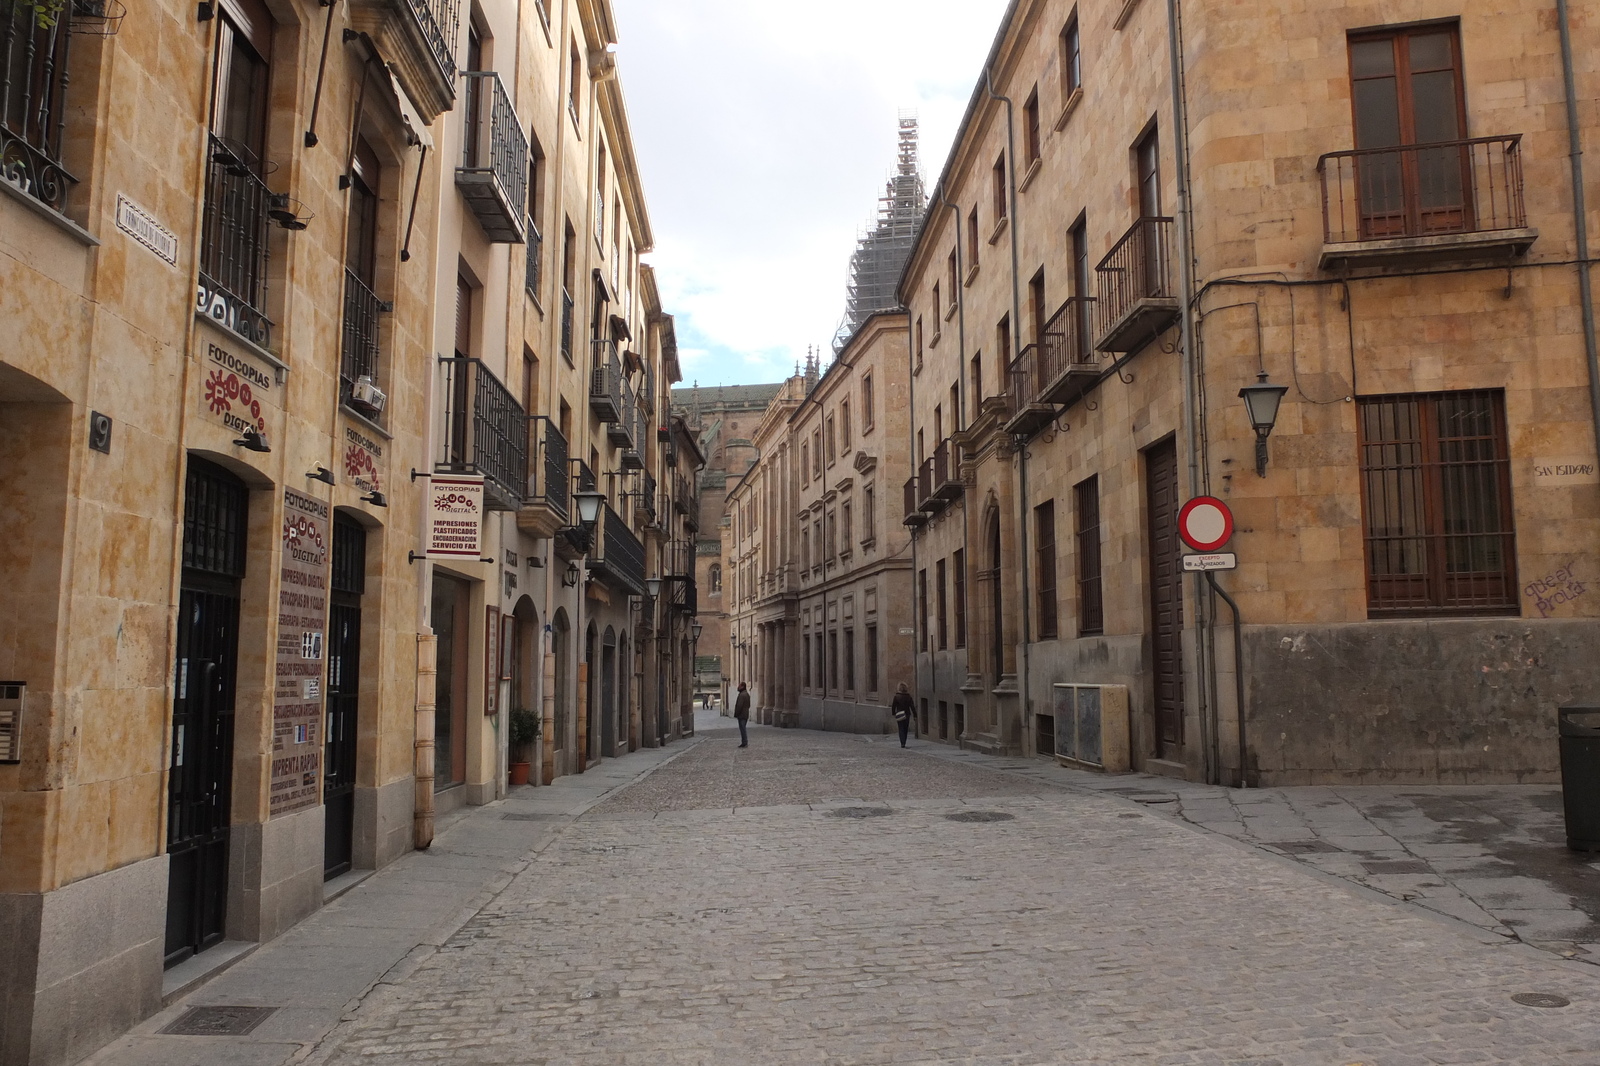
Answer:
[
  {"left": 891, "top": 682, "right": 916, "bottom": 747},
  {"left": 733, "top": 682, "right": 751, "bottom": 748}
]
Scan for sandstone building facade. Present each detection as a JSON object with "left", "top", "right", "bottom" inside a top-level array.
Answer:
[
  {"left": 900, "top": 0, "right": 1600, "bottom": 784},
  {"left": 0, "top": 1, "right": 696, "bottom": 1062}
]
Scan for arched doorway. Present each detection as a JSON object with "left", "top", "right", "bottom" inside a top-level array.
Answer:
[
  {"left": 324, "top": 512, "right": 370, "bottom": 879},
  {"left": 618, "top": 632, "right": 632, "bottom": 750},
  {"left": 583, "top": 623, "right": 597, "bottom": 770},
  {"left": 600, "top": 626, "right": 618, "bottom": 757},
  {"left": 511, "top": 596, "right": 538, "bottom": 775}
]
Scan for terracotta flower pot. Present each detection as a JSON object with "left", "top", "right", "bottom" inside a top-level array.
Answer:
[{"left": 509, "top": 762, "right": 532, "bottom": 786}]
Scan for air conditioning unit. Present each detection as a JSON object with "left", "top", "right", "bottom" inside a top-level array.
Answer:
[
  {"left": 1051, "top": 683, "right": 1130, "bottom": 772},
  {"left": 350, "top": 376, "right": 387, "bottom": 416}
]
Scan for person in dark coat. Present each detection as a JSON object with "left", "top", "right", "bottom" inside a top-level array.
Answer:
[
  {"left": 733, "top": 682, "right": 751, "bottom": 747},
  {"left": 891, "top": 682, "right": 916, "bottom": 747}
]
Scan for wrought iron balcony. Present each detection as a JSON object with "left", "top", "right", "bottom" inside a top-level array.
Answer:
[
  {"left": 673, "top": 574, "right": 697, "bottom": 616},
  {"left": 1318, "top": 136, "right": 1535, "bottom": 269},
  {"left": 620, "top": 396, "right": 645, "bottom": 470},
  {"left": 589, "top": 338, "right": 622, "bottom": 422},
  {"left": 1, "top": 2, "right": 77, "bottom": 214},
  {"left": 639, "top": 471, "right": 658, "bottom": 524},
  {"left": 340, "top": 268, "right": 384, "bottom": 412},
  {"left": 673, "top": 472, "right": 693, "bottom": 515},
  {"left": 589, "top": 502, "right": 646, "bottom": 595},
  {"left": 1005, "top": 344, "right": 1055, "bottom": 437},
  {"left": 903, "top": 476, "right": 927, "bottom": 528},
  {"left": 455, "top": 71, "right": 527, "bottom": 243},
  {"left": 517, "top": 416, "right": 569, "bottom": 538},
  {"left": 436, "top": 357, "right": 527, "bottom": 511},
  {"left": 198, "top": 134, "right": 274, "bottom": 348},
  {"left": 347, "top": 0, "right": 459, "bottom": 117},
  {"left": 917, "top": 457, "right": 944, "bottom": 515},
  {"left": 933, "top": 438, "right": 962, "bottom": 501},
  {"left": 1094, "top": 216, "right": 1178, "bottom": 353},
  {"left": 524, "top": 219, "right": 542, "bottom": 300},
  {"left": 608, "top": 378, "right": 635, "bottom": 447}
]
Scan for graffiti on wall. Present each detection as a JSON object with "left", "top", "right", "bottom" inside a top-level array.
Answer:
[{"left": 1524, "top": 563, "right": 1586, "bottom": 618}]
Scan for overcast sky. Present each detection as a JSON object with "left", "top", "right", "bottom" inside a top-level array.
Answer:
[{"left": 610, "top": 0, "right": 1010, "bottom": 388}]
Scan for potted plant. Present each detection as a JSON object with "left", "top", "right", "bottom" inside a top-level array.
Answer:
[{"left": 508, "top": 706, "right": 538, "bottom": 786}]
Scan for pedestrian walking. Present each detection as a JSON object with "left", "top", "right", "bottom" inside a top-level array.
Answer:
[
  {"left": 891, "top": 682, "right": 916, "bottom": 747},
  {"left": 733, "top": 682, "right": 751, "bottom": 747}
]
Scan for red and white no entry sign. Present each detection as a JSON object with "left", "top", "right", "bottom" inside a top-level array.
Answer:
[{"left": 1177, "top": 496, "right": 1234, "bottom": 552}]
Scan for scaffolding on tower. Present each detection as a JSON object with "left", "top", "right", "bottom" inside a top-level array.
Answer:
[{"left": 833, "top": 112, "right": 927, "bottom": 353}]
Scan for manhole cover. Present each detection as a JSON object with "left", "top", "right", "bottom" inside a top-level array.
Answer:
[
  {"left": 945, "top": 811, "right": 1015, "bottom": 823},
  {"left": 161, "top": 1006, "right": 276, "bottom": 1036},
  {"left": 501, "top": 812, "right": 553, "bottom": 821},
  {"left": 1511, "top": 993, "right": 1570, "bottom": 1008},
  {"left": 1276, "top": 841, "right": 1344, "bottom": 855},
  {"left": 1361, "top": 859, "right": 1431, "bottom": 875},
  {"left": 828, "top": 806, "right": 893, "bottom": 818}
]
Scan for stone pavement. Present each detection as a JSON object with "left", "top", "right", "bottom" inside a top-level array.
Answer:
[
  {"left": 79, "top": 716, "right": 1600, "bottom": 1065},
  {"left": 910, "top": 745, "right": 1600, "bottom": 964}
]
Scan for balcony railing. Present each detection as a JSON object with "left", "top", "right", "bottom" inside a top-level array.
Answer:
[
  {"left": 524, "top": 219, "right": 542, "bottom": 300},
  {"left": 437, "top": 357, "right": 527, "bottom": 510},
  {"left": 933, "top": 437, "right": 962, "bottom": 501},
  {"left": 639, "top": 471, "right": 657, "bottom": 523},
  {"left": 620, "top": 393, "right": 645, "bottom": 470},
  {"left": 608, "top": 378, "right": 635, "bottom": 446},
  {"left": 673, "top": 574, "right": 697, "bottom": 616},
  {"left": 198, "top": 133, "right": 273, "bottom": 348},
  {"left": 1006, "top": 297, "right": 1099, "bottom": 436},
  {"left": 917, "top": 456, "right": 944, "bottom": 515},
  {"left": 402, "top": 0, "right": 458, "bottom": 84},
  {"left": 589, "top": 338, "right": 622, "bottom": 422},
  {"left": 554, "top": 458, "right": 595, "bottom": 559},
  {"left": 673, "top": 472, "right": 692, "bottom": 515},
  {"left": 590, "top": 502, "right": 646, "bottom": 594},
  {"left": 340, "top": 268, "right": 383, "bottom": 410},
  {"left": 1094, "top": 216, "right": 1177, "bottom": 353},
  {"left": 517, "top": 416, "right": 568, "bottom": 538},
  {"left": 903, "top": 476, "right": 927, "bottom": 528},
  {"left": 1318, "top": 136, "right": 1534, "bottom": 267},
  {"left": 1, "top": 1, "right": 76, "bottom": 214},
  {"left": 455, "top": 71, "right": 527, "bottom": 243}
]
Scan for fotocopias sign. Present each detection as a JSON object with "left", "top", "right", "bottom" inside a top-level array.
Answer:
[{"left": 425, "top": 475, "right": 485, "bottom": 559}]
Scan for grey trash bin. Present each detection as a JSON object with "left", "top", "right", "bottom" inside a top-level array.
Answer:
[{"left": 1559, "top": 702, "right": 1600, "bottom": 852}]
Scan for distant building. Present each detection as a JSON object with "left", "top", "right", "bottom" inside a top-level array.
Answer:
[{"left": 835, "top": 115, "right": 927, "bottom": 351}]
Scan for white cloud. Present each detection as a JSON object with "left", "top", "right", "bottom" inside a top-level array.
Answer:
[{"left": 611, "top": 0, "right": 1011, "bottom": 386}]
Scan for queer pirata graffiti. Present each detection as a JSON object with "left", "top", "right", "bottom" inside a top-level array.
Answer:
[{"left": 1524, "top": 563, "right": 1587, "bottom": 618}]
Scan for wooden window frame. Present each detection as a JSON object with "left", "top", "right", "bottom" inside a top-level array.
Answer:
[{"left": 1075, "top": 476, "right": 1104, "bottom": 636}]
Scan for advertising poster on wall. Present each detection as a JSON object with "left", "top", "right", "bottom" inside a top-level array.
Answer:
[
  {"left": 272, "top": 488, "right": 330, "bottom": 817},
  {"left": 426, "top": 474, "right": 485, "bottom": 559}
]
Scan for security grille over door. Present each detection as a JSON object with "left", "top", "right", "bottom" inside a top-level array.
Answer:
[{"left": 324, "top": 516, "right": 365, "bottom": 879}]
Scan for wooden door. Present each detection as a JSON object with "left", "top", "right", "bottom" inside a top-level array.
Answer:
[{"left": 1145, "top": 439, "right": 1184, "bottom": 757}]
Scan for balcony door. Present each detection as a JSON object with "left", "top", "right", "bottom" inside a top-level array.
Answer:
[
  {"left": 1350, "top": 26, "right": 1469, "bottom": 238},
  {"left": 1134, "top": 128, "right": 1163, "bottom": 298}
]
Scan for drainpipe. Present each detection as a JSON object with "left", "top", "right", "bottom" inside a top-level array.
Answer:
[
  {"left": 1164, "top": 0, "right": 1217, "bottom": 784},
  {"left": 905, "top": 307, "right": 923, "bottom": 705},
  {"left": 1557, "top": 0, "right": 1600, "bottom": 466},
  {"left": 984, "top": 68, "right": 1032, "bottom": 754}
]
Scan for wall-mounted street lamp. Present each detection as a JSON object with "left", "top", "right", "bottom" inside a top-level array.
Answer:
[
  {"left": 573, "top": 488, "right": 606, "bottom": 526},
  {"left": 1238, "top": 371, "right": 1289, "bottom": 477},
  {"left": 360, "top": 490, "right": 387, "bottom": 507},
  {"left": 306, "top": 465, "right": 336, "bottom": 485},
  {"left": 562, "top": 562, "right": 581, "bottom": 587},
  {"left": 233, "top": 428, "right": 270, "bottom": 452},
  {"left": 691, "top": 621, "right": 703, "bottom": 643},
  {"left": 646, "top": 576, "right": 662, "bottom": 599}
]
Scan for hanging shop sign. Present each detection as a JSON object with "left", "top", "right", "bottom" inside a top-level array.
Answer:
[
  {"left": 342, "top": 424, "right": 385, "bottom": 494},
  {"left": 272, "top": 488, "right": 329, "bottom": 818},
  {"left": 425, "top": 474, "right": 485, "bottom": 558}
]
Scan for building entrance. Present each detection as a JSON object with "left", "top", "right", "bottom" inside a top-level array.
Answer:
[
  {"left": 165, "top": 458, "right": 247, "bottom": 967},
  {"left": 1145, "top": 438, "right": 1184, "bottom": 759},
  {"left": 324, "top": 516, "right": 365, "bottom": 879}
]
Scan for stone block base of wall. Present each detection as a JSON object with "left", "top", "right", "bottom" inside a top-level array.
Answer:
[
  {"left": 1243, "top": 618, "right": 1597, "bottom": 785},
  {"left": 354, "top": 776, "right": 415, "bottom": 872},
  {"left": 797, "top": 697, "right": 893, "bottom": 734},
  {"left": 227, "top": 805, "right": 326, "bottom": 946},
  {"left": 0, "top": 854, "right": 166, "bottom": 1066}
]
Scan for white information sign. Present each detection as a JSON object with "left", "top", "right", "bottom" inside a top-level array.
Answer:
[
  {"left": 115, "top": 193, "right": 178, "bottom": 266},
  {"left": 1182, "top": 552, "right": 1238, "bottom": 572},
  {"left": 425, "top": 474, "right": 485, "bottom": 559}
]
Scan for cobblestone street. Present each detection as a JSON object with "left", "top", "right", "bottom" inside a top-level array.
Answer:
[{"left": 285, "top": 720, "right": 1600, "bottom": 1066}]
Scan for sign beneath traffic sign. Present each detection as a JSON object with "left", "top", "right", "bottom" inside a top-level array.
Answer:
[
  {"left": 1182, "top": 553, "right": 1237, "bottom": 572},
  {"left": 1178, "top": 495, "right": 1234, "bottom": 552}
]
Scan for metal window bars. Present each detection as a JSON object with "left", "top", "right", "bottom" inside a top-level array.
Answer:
[
  {"left": 437, "top": 356, "right": 528, "bottom": 509},
  {"left": 454, "top": 71, "right": 527, "bottom": 243},
  {"left": 1, "top": 0, "right": 77, "bottom": 213},
  {"left": 198, "top": 133, "right": 274, "bottom": 347},
  {"left": 526, "top": 415, "right": 568, "bottom": 523},
  {"left": 1319, "top": 135, "right": 1526, "bottom": 245},
  {"left": 340, "top": 267, "right": 382, "bottom": 406},
  {"left": 524, "top": 218, "right": 542, "bottom": 299}
]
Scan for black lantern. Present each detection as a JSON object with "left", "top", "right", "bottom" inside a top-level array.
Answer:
[
  {"left": 646, "top": 576, "right": 663, "bottom": 599},
  {"left": 691, "top": 621, "right": 703, "bottom": 642},
  {"left": 562, "top": 562, "right": 581, "bottom": 587},
  {"left": 1238, "top": 371, "right": 1289, "bottom": 477}
]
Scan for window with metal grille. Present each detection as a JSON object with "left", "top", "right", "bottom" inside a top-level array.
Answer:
[
  {"left": 1358, "top": 390, "right": 1517, "bottom": 616},
  {"left": 953, "top": 548, "right": 966, "bottom": 647},
  {"left": 918, "top": 568, "right": 928, "bottom": 652},
  {"left": 936, "top": 559, "right": 948, "bottom": 650},
  {"left": 182, "top": 458, "right": 249, "bottom": 578},
  {"left": 1075, "top": 476, "right": 1103, "bottom": 635},
  {"left": 1035, "top": 500, "right": 1058, "bottom": 639}
]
